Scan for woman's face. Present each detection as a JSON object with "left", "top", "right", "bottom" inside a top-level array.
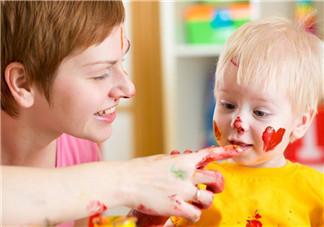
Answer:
[{"left": 33, "top": 24, "right": 135, "bottom": 142}]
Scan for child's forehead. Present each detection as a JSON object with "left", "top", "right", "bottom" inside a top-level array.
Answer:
[{"left": 215, "top": 63, "right": 290, "bottom": 103}]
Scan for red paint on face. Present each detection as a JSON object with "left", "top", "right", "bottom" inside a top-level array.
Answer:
[
  {"left": 262, "top": 126, "right": 285, "bottom": 152},
  {"left": 246, "top": 212, "right": 263, "bottom": 227},
  {"left": 213, "top": 121, "right": 222, "bottom": 143},
  {"left": 231, "top": 58, "right": 239, "bottom": 67},
  {"left": 233, "top": 116, "right": 244, "bottom": 134}
]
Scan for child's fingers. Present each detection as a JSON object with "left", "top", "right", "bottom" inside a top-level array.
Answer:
[
  {"left": 192, "top": 170, "right": 224, "bottom": 193},
  {"left": 196, "top": 145, "right": 243, "bottom": 169}
]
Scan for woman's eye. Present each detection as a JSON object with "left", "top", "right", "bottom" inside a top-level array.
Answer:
[
  {"left": 93, "top": 70, "right": 112, "bottom": 80},
  {"left": 253, "top": 110, "right": 268, "bottom": 117}
]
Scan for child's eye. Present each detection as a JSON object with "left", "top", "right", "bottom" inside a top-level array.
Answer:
[
  {"left": 253, "top": 110, "right": 269, "bottom": 117},
  {"left": 220, "top": 101, "right": 236, "bottom": 110}
]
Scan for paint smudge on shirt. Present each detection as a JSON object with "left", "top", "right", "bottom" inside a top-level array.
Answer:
[
  {"left": 246, "top": 212, "right": 263, "bottom": 227},
  {"left": 262, "top": 126, "right": 285, "bottom": 152}
]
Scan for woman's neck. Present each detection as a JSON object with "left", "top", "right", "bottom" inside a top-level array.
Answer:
[{"left": 1, "top": 111, "right": 59, "bottom": 168}]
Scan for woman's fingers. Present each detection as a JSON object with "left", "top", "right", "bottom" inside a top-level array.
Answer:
[
  {"left": 170, "top": 150, "right": 180, "bottom": 155},
  {"left": 192, "top": 170, "right": 224, "bottom": 193},
  {"left": 129, "top": 209, "right": 168, "bottom": 227},
  {"left": 191, "top": 189, "right": 214, "bottom": 209},
  {"left": 172, "top": 199, "right": 201, "bottom": 223},
  {"left": 196, "top": 145, "right": 243, "bottom": 169}
]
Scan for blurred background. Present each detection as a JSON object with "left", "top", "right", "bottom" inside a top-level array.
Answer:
[{"left": 103, "top": 0, "right": 324, "bottom": 172}]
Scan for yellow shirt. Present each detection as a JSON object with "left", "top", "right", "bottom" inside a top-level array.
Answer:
[{"left": 173, "top": 161, "right": 324, "bottom": 227}]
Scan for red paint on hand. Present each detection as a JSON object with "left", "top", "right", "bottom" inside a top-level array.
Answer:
[
  {"left": 137, "top": 204, "right": 156, "bottom": 215},
  {"left": 87, "top": 201, "right": 108, "bottom": 227},
  {"left": 233, "top": 116, "right": 244, "bottom": 134},
  {"left": 206, "top": 172, "right": 224, "bottom": 193},
  {"left": 196, "top": 145, "right": 243, "bottom": 169},
  {"left": 262, "top": 126, "right": 285, "bottom": 152}
]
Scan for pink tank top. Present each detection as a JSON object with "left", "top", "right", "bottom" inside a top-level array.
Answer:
[{"left": 56, "top": 133, "right": 101, "bottom": 227}]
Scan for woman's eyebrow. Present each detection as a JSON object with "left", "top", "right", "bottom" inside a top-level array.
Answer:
[
  {"left": 82, "top": 40, "right": 131, "bottom": 67},
  {"left": 82, "top": 60, "right": 118, "bottom": 67}
]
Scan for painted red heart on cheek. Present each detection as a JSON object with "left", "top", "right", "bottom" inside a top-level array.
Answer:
[{"left": 262, "top": 126, "right": 286, "bottom": 152}]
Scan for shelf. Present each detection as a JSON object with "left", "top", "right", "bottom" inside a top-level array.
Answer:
[{"left": 175, "top": 44, "right": 224, "bottom": 57}]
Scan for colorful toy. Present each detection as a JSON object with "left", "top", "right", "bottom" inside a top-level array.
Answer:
[{"left": 90, "top": 216, "right": 137, "bottom": 227}]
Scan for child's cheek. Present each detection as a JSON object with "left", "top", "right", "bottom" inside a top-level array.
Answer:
[
  {"left": 213, "top": 120, "right": 223, "bottom": 145},
  {"left": 262, "top": 126, "right": 286, "bottom": 152}
]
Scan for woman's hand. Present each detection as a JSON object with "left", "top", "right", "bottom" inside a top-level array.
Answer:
[{"left": 123, "top": 145, "right": 242, "bottom": 224}]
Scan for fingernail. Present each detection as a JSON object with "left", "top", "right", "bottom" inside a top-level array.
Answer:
[
  {"left": 170, "top": 150, "right": 180, "bottom": 155},
  {"left": 192, "top": 213, "right": 201, "bottom": 223},
  {"left": 184, "top": 149, "right": 193, "bottom": 154}
]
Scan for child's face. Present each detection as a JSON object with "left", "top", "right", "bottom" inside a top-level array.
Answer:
[
  {"left": 33, "top": 24, "right": 135, "bottom": 142},
  {"left": 213, "top": 62, "right": 298, "bottom": 167}
]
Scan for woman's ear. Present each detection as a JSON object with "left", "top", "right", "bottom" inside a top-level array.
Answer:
[
  {"left": 4, "top": 62, "right": 34, "bottom": 108},
  {"left": 290, "top": 109, "right": 315, "bottom": 142}
]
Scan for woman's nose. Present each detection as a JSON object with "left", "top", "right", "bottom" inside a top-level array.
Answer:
[
  {"left": 231, "top": 116, "right": 249, "bottom": 135},
  {"left": 109, "top": 73, "right": 136, "bottom": 100}
]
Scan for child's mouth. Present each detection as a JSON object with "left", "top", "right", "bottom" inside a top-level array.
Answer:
[{"left": 228, "top": 140, "right": 253, "bottom": 150}]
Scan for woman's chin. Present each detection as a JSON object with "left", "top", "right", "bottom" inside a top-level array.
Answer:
[{"left": 86, "top": 128, "right": 113, "bottom": 143}]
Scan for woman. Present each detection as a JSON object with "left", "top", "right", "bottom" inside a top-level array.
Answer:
[{"left": 1, "top": 1, "right": 240, "bottom": 226}]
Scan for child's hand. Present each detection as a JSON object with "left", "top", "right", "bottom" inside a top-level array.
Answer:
[{"left": 124, "top": 145, "right": 242, "bottom": 225}]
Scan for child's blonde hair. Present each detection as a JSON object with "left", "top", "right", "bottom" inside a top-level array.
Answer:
[{"left": 215, "top": 17, "right": 323, "bottom": 116}]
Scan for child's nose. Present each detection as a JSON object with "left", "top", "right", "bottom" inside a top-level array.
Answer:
[
  {"left": 231, "top": 116, "right": 249, "bottom": 135},
  {"left": 109, "top": 73, "right": 136, "bottom": 100}
]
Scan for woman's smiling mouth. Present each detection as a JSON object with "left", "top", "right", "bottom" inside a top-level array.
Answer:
[{"left": 94, "top": 106, "right": 117, "bottom": 123}]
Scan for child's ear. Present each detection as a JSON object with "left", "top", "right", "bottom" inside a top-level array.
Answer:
[
  {"left": 4, "top": 62, "right": 34, "bottom": 108},
  {"left": 290, "top": 109, "right": 315, "bottom": 142}
]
